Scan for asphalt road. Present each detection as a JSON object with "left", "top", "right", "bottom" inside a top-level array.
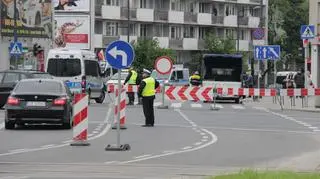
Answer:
[{"left": 0, "top": 96, "right": 320, "bottom": 178}]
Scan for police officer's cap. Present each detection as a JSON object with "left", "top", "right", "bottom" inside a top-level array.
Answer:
[{"left": 143, "top": 69, "right": 151, "bottom": 75}]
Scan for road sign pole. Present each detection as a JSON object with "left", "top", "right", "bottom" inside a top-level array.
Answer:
[
  {"left": 13, "top": 0, "right": 18, "bottom": 69},
  {"left": 304, "top": 44, "right": 309, "bottom": 89},
  {"left": 116, "top": 71, "right": 121, "bottom": 148}
]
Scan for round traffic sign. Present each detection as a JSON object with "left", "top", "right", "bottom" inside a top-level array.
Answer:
[
  {"left": 154, "top": 56, "right": 173, "bottom": 75},
  {"left": 105, "top": 40, "right": 135, "bottom": 70},
  {"left": 252, "top": 28, "right": 265, "bottom": 40}
]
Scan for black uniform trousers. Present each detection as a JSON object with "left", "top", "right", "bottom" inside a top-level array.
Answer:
[
  {"left": 127, "top": 92, "right": 135, "bottom": 104},
  {"left": 142, "top": 96, "right": 155, "bottom": 126}
]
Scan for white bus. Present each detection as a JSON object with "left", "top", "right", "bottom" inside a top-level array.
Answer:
[{"left": 46, "top": 48, "right": 106, "bottom": 103}]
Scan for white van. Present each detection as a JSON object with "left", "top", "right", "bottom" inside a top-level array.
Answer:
[{"left": 46, "top": 48, "right": 106, "bottom": 103}]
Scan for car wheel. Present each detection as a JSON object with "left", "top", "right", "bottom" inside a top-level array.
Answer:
[
  {"left": 62, "top": 111, "right": 72, "bottom": 130},
  {"left": 5, "top": 121, "right": 15, "bottom": 130},
  {"left": 95, "top": 91, "right": 105, "bottom": 104}
]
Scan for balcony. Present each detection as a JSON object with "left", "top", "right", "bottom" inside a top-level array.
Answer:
[
  {"left": 197, "top": 13, "right": 212, "bottom": 25},
  {"left": 224, "top": 15, "right": 237, "bottom": 27},
  {"left": 183, "top": 38, "right": 198, "bottom": 50},
  {"left": 248, "top": 16, "right": 261, "bottom": 28},
  {"left": 103, "top": 36, "right": 119, "bottom": 46},
  {"left": 238, "top": 16, "right": 249, "bottom": 26},
  {"left": 212, "top": 16, "right": 224, "bottom": 25},
  {"left": 95, "top": 5, "right": 102, "bottom": 16},
  {"left": 119, "top": 35, "right": 138, "bottom": 44},
  {"left": 102, "top": 5, "right": 121, "bottom": 20},
  {"left": 184, "top": 12, "right": 197, "bottom": 24},
  {"left": 169, "top": 39, "right": 183, "bottom": 50},
  {"left": 168, "top": 11, "right": 184, "bottom": 24},
  {"left": 137, "top": 8, "right": 154, "bottom": 22},
  {"left": 121, "top": 7, "right": 137, "bottom": 19},
  {"left": 198, "top": 39, "right": 206, "bottom": 50},
  {"left": 154, "top": 10, "right": 168, "bottom": 21},
  {"left": 153, "top": 37, "right": 169, "bottom": 48}
]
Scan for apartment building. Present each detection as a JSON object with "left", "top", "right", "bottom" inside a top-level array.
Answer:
[{"left": 93, "top": 0, "right": 267, "bottom": 63}]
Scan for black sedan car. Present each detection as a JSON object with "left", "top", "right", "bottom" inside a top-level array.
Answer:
[
  {"left": 5, "top": 79, "right": 73, "bottom": 130},
  {"left": 0, "top": 70, "right": 53, "bottom": 108}
]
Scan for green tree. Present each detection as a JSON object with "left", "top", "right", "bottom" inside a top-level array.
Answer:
[
  {"left": 132, "top": 38, "right": 175, "bottom": 72},
  {"left": 204, "top": 32, "right": 236, "bottom": 54}
]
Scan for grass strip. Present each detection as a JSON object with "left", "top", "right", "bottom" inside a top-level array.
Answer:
[{"left": 209, "top": 169, "right": 320, "bottom": 179}]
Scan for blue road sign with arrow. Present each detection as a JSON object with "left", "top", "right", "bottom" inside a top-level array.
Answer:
[
  {"left": 300, "top": 25, "right": 315, "bottom": 39},
  {"left": 9, "top": 42, "right": 23, "bottom": 56},
  {"left": 254, "top": 45, "right": 281, "bottom": 60},
  {"left": 105, "top": 40, "right": 135, "bottom": 70}
]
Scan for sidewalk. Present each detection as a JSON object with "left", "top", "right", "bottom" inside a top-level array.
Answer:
[{"left": 244, "top": 96, "right": 320, "bottom": 112}]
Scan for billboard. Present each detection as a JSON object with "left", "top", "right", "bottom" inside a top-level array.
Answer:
[
  {"left": 53, "top": 15, "right": 90, "bottom": 49},
  {"left": 52, "top": 0, "right": 90, "bottom": 12},
  {"left": 0, "top": 0, "right": 53, "bottom": 38}
]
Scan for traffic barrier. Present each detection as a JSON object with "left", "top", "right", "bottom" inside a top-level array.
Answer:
[
  {"left": 107, "top": 84, "right": 161, "bottom": 93},
  {"left": 165, "top": 86, "right": 213, "bottom": 101},
  {"left": 112, "top": 87, "right": 127, "bottom": 130},
  {"left": 70, "top": 93, "right": 90, "bottom": 146}
]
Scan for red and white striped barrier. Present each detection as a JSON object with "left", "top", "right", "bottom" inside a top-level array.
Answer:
[
  {"left": 112, "top": 86, "right": 127, "bottom": 130},
  {"left": 71, "top": 93, "right": 90, "bottom": 146},
  {"left": 165, "top": 86, "right": 213, "bottom": 101},
  {"left": 107, "top": 84, "right": 161, "bottom": 93}
]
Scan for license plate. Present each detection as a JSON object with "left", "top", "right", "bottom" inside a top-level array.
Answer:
[{"left": 26, "top": 101, "right": 46, "bottom": 107}]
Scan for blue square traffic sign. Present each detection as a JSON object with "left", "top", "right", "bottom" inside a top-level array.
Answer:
[
  {"left": 254, "top": 45, "right": 281, "bottom": 60},
  {"left": 9, "top": 41, "right": 23, "bottom": 56},
  {"left": 300, "top": 25, "right": 315, "bottom": 39}
]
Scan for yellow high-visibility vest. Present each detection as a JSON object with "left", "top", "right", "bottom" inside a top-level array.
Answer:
[
  {"left": 128, "top": 70, "right": 138, "bottom": 84},
  {"left": 142, "top": 77, "right": 155, "bottom": 97}
]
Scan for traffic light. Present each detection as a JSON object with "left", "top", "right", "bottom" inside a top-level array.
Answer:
[{"left": 33, "top": 43, "right": 43, "bottom": 56}]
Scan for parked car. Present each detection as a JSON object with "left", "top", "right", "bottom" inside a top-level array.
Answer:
[
  {"left": 0, "top": 70, "right": 53, "bottom": 108},
  {"left": 5, "top": 79, "right": 74, "bottom": 130}
]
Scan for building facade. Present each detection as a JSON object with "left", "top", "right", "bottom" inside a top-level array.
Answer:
[
  {"left": 93, "top": 0, "right": 268, "bottom": 63},
  {"left": 309, "top": 0, "right": 320, "bottom": 108}
]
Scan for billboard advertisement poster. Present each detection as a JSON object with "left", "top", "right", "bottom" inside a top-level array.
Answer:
[
  {"left": 52, "top": 0, "right": 90, "bottom": 12},
  {"left": 53, "top": 15, "right": 90, "bottom": 49},
  {"left": 0, "top": 0, "right": 53, "bottom": 38}
]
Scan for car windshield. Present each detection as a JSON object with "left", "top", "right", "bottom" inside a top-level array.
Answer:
[
  {"left": 14, "top": 81, "right": 63, "bottom": 94},
  {"left": 47, "top": 58, "right": 81, "bottom": 77},
  {"left": 32, "top": 73, "right": 53, "bottom": 79},
  {"left": 110, "top": 73, "right": 128, "bottom": 80}
]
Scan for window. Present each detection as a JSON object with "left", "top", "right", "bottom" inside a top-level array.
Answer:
[
  {"left": 15, "top": 81, "right": 63, "bottom": 94},
  {"left": 226, "top": 29, "right": 235, "bottom": 39},
  {"left": 184, "top": 26, "right": 195, "bottom": 38},
  {"left": 3, "top": 73, "right": 19, "bottom": 83},
  {"left": 140, "top": 24, "right": 147, "bottom": 37},
  {"left": 140, "top": 0, "right": 146, "bottom": 8},
  {"left": 170, "top": 71, "right": 184, "bottom": 80},
  {"left": 225, "top": 4, "right": 236, "bottom": 16},
  {"left": 85, "top": 60, "right": 99, "bottom": 77},
  {"left": 106, "top": 22, "right": 118, "bottom": 36},
  {"left": 170, "top": 26, "right": 181, "bottom": 39},
  {"left": 47, "top": 58, "right": 81, "bottom": 77},
  {"left": 106, "top": 0, "right": 119, "bottom": 6}
]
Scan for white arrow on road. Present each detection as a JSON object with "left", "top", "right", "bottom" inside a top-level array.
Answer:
[
  {"left": 255, "top": 47, "right": 260, "bottom": 58},
  {"left": 262, "top": 47, "right": 267, "bottom": 59},
  {"left": 269, "top": 47, "right": 279, "bottom": 58},
  {"left": 108, "top": 46, "right": 128, "bottom": 66}
]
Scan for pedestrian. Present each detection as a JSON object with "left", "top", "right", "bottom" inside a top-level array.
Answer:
[
  {"left": 294, "top": 68, "right": 305, "bottom": 89},
  {"left": 124, "top": 67, "right": 139, "bottom": 105},
  {"left": 189, "top": 71, "right": 202, "bottom": 86},
  {"left": 138, "top": 69, "right": 160, "bottom": 127}
]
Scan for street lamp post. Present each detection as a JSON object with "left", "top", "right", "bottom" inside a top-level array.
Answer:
[
  {"left": 127, "top": 0, "right": 130, "bottom": 43},
  {"left": 13, "top": 0, "right": 18, "bottom": 69}
]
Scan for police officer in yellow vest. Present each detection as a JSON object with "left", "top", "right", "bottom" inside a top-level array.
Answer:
[
  {"left": 189, "top": 71, "right": 202, "bottom": 86},
  {"left": 124, "top": 67, "right": 139, "bottom": 105},
  {"left": 138, "top": 69, "right": 160, "bottom": 127}
]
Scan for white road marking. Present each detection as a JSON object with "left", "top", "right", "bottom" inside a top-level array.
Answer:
[
  {"left": 0, "top": 105, "right": 113, "bottom": 157},
  {"left": 62, "top": 140, "right": 72, "bottom": 144},
  {"left": 119, "top": 109, "right": 218, "bottom": 164},
  {"left": 190, "top": 103, "right": 202, "bottom": 108},
  {"left": 309, "top": 127, "right": 318, "bottom": 130},
  {"left": 87, "top": 134, "right": 94, "bottom": 137},
  {"left": 40, "top": 144, "right": 55, "bottom": 148},
  {"left": 134, "top": 154, "right": 152, "bottom": 159},
  {"left": 162, "top": 150, "right": 177, "bottom": 153},
  {"left": 92, "top": 131, "right": 99, "bottom": 134},
  {"left": 303, "top": 124, "right": 312, "bottom": 127},
  {"left": 200, "top": 133, "right": 206, "bottom": 135},
  {"left": 203, "top": 136, "right": 209, "bottom": 139},
  {"left": 202, "top": 139, "right": 208, "bottom": 142},
  {"left": 171, "top": 103, "right": 182, "bottom": 108},
  {"left": 313, "top": 129, "right": 320, "bottom": 132},
  {"left": 231, "top": 105, "right": 245, "bottom": 109},
  {"left": 192, "top": 127, "right": 197, "bottom": 130},
  {"left": 211, "top": 104, "right": 223, "bottom": 109},
  {"left": 194, "top": 142, "right": 202, "bottom": 146},
  {"left": 153, "top": 102, "right": 162, "bottom": 107},
  {"left": 0, "top": 122, "right": 4, "bottom": 130},
  {"left": 182, "top": 146, "right": 192, "bottom": 150},
  {"left": 8, "top": 149, "right": 28, "bottom": 153},
  {"left": 0, "top": 177, "right": 30, "bottom": 179}
]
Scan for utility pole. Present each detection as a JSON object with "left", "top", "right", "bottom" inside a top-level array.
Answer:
[
  {"left": 14, "top": 0, "right": 18, "bottom": 69},
  {"left": 127, "top": 0, "right": 130, "bottom": 43},
  {"left": 237, "top": 2, "right": 240, "bottom": 53}
]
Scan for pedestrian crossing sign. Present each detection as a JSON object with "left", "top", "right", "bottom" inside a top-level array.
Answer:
[
  {"left": 300, "top": 25, "right": 315, "bottom": 39},
  {"left": 9, "top": 42, "right": 23, "bottom": 56}
]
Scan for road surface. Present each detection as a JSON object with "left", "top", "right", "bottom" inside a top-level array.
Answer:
[{"left": 0, "top": 97, "right": 319, "bottom": 178}]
